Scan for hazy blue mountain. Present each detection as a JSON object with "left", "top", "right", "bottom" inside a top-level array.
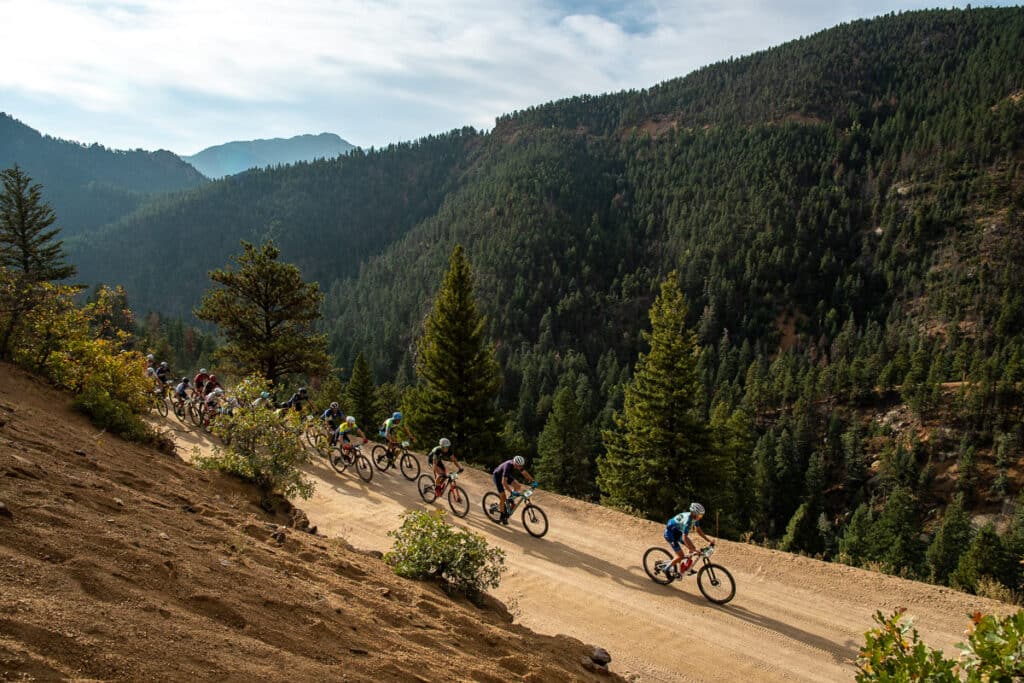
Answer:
[
  {"left": 182, "top": 133, "right": 355, "bottom": 178},
  {"left": 0, "top": 113, "right": 206, "bottom": 234}
]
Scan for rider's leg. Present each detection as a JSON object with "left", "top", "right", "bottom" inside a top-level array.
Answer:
[
  {"left": 434, "top": 463, "right": 445, "bottom": 491},
  {"left": 665, "top": 530, "right": 686, "bottom": 571}
]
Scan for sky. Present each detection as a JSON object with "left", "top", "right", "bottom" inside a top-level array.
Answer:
[{"left": 0, "top": 1, "right": 1018, "bottom": 155}]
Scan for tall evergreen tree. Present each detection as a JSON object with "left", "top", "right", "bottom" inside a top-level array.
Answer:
[
  {"left": 597, "top": 272, "right": 722, "bottom": 520},
  {"left": 345, "top": 352, "right": 378, "bottom": 430},
  {"left": 0, "top": 166, "right": 76, "bottom": 358},
  {"left": 408, "top": 245, "right": 501, "bottom": 462},
  {"left": 535, "top": 385, "right": 593, "bottom": 498},
  {"left": 195, "top": 241, "right": 330, "bottom": 385},
  {"left": 924, "top": 495, "right": 972, "bottom": 584}
]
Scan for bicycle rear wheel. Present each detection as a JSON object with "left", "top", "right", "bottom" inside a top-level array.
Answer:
[
  {"left": 329, "top": 448, "right": 349, "bottom": 475},
  {"left": 697, "top": 563, "right": 736, "bottom": 604},
  {"left": 355, "top": 455, "right": 373, "bottom": 482},
  {"left": 448, "top": 485, "right": 469, "bottom": 518},
  {"left": 173, "top": 399, "right": 188, "bottom": 424},
  {"left": 522, "top": 503, "right": 548, "bottom": 538},
  {"left": 399, "top": 452, "right": 420, "bottom": 480},
  {"left": 155, "top": 393, "right": 168, "bottom": 417},
  {"left": 482, "top": 492, "right": 503, "bottom": 523},
  {"left": 417, "top": 475, "right": 437, "bottom": 503},
  {"left": 643, "top": 547, "right": 674, "bottom": 585},
  {"left": 371, "top": 445, "right": 391, "bottom": 472},
  {"left": 188, "top": 402, "right": 203, "bottom": 427}
]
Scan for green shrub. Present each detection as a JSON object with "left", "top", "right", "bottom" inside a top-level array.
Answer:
[
  {"left": 73, "top": 383, "right": 152, "bottom": 444},
  {"left": 195, "top": 375, "right": 313, "bottom": 504},
  {"left": 385, "top": 509, "right": 505, "bottom": 597},
  {"left": 856, "top": 609, "right": 958, "bottom": 682},
  {"left": 958, "top": 610, "right": 1024, "bottom": 680}
]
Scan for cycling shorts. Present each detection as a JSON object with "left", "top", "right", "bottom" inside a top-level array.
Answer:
[
  {"left": 665, "top": 527, "right": 685, "bottom": 553},
  {"left": 433, "top": 460, "right": 447, "bottom": 474},
  {"left": 493, "top": 470, "right": 508, "bottom": 494}
]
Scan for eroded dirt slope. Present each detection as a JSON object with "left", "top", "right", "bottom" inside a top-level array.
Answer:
[{"left": 0, "top": 363, "right": 618, "bottom": 682}]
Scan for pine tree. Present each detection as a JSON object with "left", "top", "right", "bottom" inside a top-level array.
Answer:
[
  {"left": 345, "top": 352, "right": 378, "bottom": 430},
  {"left": 195, "top": 241, "right": 330, "bottom": 386},
  {"left": 0, "top": 166, "right": 76, "bottom": 358},
  {"left": 924, "top": 495, "right": 972, "bottom": 584},
  {"left": 408, "top": 245, "right": 501, "bottom": 462},
  {"left": 949, "top": 524, "right": 1011, "bottom": 594},
  {"left": 597, "top": 272, "right": 721, "bottom": 520},
  {"left": 535, "top": 385, "right": 593, "bottom": 498}
]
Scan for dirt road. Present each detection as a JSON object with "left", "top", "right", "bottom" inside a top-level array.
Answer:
[{"left": 169, "top": 423, "right": 1006, "bottom": 682}]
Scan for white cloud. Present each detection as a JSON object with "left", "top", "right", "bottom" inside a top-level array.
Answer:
[{"left": 0, "top": 0, "right": 1010, "bottom": 153}]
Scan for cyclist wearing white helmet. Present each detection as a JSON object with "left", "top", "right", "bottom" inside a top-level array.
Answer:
[
  {"left": 380, "top": 411, "right": 415, "bottom": 450},
  {"left": 321, "top": 401, "right": 345, "bottom": 445},
  {"left": 193, "top": 368, "right": 210, "bottom": 394},
  {"left": 662, "top": 502, "right": 715, "bottom": 577},
  {"left": 428, "top": 437, "right": 463, "bottom": 493},
  {"left": 492, "top": 455, "right": 536, "bottom": 525},
  {"left": 337, "top": 415, "right": 368, "bottom": 451}
]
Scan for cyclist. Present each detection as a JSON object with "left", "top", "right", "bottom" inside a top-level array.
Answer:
[
  {"left": 251, "top": 390, "right": 274, "bottom": 410},
  {"left": 202, "top": 387, "right": 225, "bottom": 423},
  {"left": 662, "top": 503, "right": 715, "bottom": 577},
  {"left": 155, "top": 360, "right": 172, "bottom": 385},
  {"left": 279, "top": 387, "right": 309, "bottom": 413},
  {"left": 380, "top": 411, "right": 416, "bottom": 451},
  {"left": 428, "top": 438, "right": 462, "bottom": 494},
  {"left": 492, "top": 456, "right": 536, "bottom": 525},
  {"left": 321, "top": 401, "right": 345, "bottom": 445},
  {"left": 337, "top": 415, "right": 368, "bottom": 453},
  {"left": 172, "top": 376, "right": 191, "bottom": 403},
  {"left": 144, "top": 354, "right": 161, "bottom": 390},
  {"left": 193, "top": 368, "right": 210, "bottom": 394},
  {"left": 203, "top": 374, "right": 222, "bottom": 397}
]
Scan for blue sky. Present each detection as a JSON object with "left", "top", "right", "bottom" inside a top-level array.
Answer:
[{"left": 0, "top": 1, "right": 1017, "bottom": 155}]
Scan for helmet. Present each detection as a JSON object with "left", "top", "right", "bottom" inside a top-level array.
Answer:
[
  {"left": 330, "top": 401, "right": 339, "bottom": 410},
  {"left": 690, "top": 502, "right": 705, "bottom": 516},
  {"left": 298, "top": 387, "right": 307, "bottom": 395},
  {"left": 346, "top": 415, "right": 356, "bottom": 425},
  {"left": 260, "top": 391, "right": 270, "bottom": 399},
  {"left": 160, "top": 361, "right": 168, "bottom": 368},
  {"left": 439, "top": 438, "right": 451, "bottom": 448},
  {"left": 213, "top": 388, "right": 224, "bottom": 395},
  {"left": 209, "top": 374, "right": 217, "bottom": 381},
  {"left": 181, "top": 377, "right": 189, "bottom": 383},
  {"left": 513, "top": 455, "right": 525, "bottom": 466},
  {"left": 392, "top": 412, "right": 402, "bottom": 421},
  {"left": 146, "top": 354, "right": 154, "bottom": 361},
  {"left": 200, "top": 368, "right": 208, "bottom": 374}
]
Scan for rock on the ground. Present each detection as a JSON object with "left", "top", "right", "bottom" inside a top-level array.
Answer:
[
  {"left": 0, "top": 502, "right": 12, "bottom": 519},
  {"left": 591, "top": 647, "right": 612, "bottom": 665},
  {"left": 581, "top": 656, "right": 610, "bottom": 675}
]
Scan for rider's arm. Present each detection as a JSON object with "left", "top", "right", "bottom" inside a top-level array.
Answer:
[
  {"left": 697, "top": 528, "right": 714, "bottom": 545},
  {"left": 521, "top": 468, "right": 535, "bottom": 483}
]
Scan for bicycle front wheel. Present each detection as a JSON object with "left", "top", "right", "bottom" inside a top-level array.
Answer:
[
  {"left": 371, "top": 445, "right": 391, "bottom": 472},
  {"left": 417, "top": 475, "right": 437, "bottom": 503},
  {"left": 482, "top": 492, "right": 503, "bottom": 523},
  {"left": 448, "top": 485, "right": 469, "bottom": 518},
  {"left": 188, "top": 402, "right": 203, "bottom": 427},
  {"left": 399, "top": 452, "right": 420, "bottom": 480},
  {"left": 643, "top": 547, "right": 674, "bottom": 585},
  {"left": 522, "top": 503, "right": 548, "bottom": 538},
  {"left": 355, "top": 455, "right": 373, "bottom": 482},
  {"left": 173, "top": 400, "right": 188, "bottom": 424},
  {"left": 155, "top": 394, "right": 168, "bottom": 417},
  {"left": 697, "top": 563, "right": 736, "bottom": 605}
]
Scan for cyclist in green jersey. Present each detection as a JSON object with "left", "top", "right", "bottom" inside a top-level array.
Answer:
[
  {"left": 427, "top": 438, "right": 462, "bottom": 494},
  {"left": 380, "top": 412, "right": 416, "bottom": 450}
]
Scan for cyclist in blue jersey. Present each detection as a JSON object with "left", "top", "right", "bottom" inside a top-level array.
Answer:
[
  {"left": 492, "top": 456, "right": 536, "bottom": 525},
  {"left": 321, "top": 402, "right": 345, "bottom": 445},
  {"left": 663, "top": 503, "right": 715, "bottom": 576}
]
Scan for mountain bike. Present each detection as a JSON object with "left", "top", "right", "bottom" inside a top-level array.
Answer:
[
  {"left": 146, "top": 384, "right": 168, "bottom": 417},
  {"left": 417, "top": 470, "right": 469, "bottom": 518},
  {"left": 371, "top": 441, "right": 420, "bottom": 480},
  {"left": 642, "top": 544, "right": 736, "bottom": 605},
  {"left": 304, "top": 416, "right": 329, "bottom": 451},
  {"left": 329, "top": 442, "right": 373, "bottom": 482},
  {"left": 482, "top": 485, "right": 548, "bottom": 538},
  {"left": 170, "top": 390, "right": 193, "bottom": 424}
]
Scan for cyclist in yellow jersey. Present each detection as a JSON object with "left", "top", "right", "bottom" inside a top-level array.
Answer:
[{"left": 338, "top": 415, "right": 368, "bottom": 450}]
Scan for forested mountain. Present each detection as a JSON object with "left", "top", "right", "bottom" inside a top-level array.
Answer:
[
  {"left": 182, "top": 133, "right": 355, "bottom": 178},
  {"left": 0, "top": 113, "right": 207, "bottom": 235},
  {"left": 67, "top": 8, "right": 1024, "bottom": 593}
]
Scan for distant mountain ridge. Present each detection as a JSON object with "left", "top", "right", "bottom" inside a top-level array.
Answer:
[
  {"left": 182, "top": 133, "right": 355, "bottom": 178},
  {"left": 0, "top": 113, "right": 206, "bottom": 235}
]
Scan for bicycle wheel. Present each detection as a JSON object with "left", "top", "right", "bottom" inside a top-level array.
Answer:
[
  {"left": 697, "top": 563, "right": 736, "bottom": 605},
  {"left": 399, "top": 452, "right": 420, "bottom": 480},
  {"left": 482, "top": 492, "right": 503, "bottom": 523},
  {"left": 521, "top": 503, "right": 548, "bottom": 538},
  {"left": 303, "top": 422, "right": 318, "bottom": 449},
  {"left": 355, "top": 455, "right": 373, "bottom": 482},
  {"left": 155, "top": 393, "right": 168, "bottom": 417},
  {"left": 188, "top": 402, "right": 203, "bottom": 427},
  {"left": 173, "top": 399, "right": 188, "bottom": 424},
  {"left": 329, "top": 447, "right": 349, "bottom": 474},
  {"left": 371, "top": 445, "right": 392, "bottom": 472},
  {"left": 643, "top": 547, "right": 674, "bottom": 585},
  {"left": 417, "top": 475, "right": 437, "bottom": 503},
  {"left": 448, "top": 485, "right": 470, "bottom": 518}
]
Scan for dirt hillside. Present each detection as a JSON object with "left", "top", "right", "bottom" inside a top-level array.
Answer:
[
  {"left": 176, "top": 417, "right": 1014, "bottom": 682},
  {"left": 0, "top": 363, "right": 620, "bottom": 682}
]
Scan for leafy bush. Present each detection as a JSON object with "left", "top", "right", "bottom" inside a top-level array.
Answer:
[
  {"left": 856, "top": 609, "right": 958, "bottom": 682},
  {"left": 195, "top": 375, "right": 313, "bottom": 504},
  {"left": 857, "top": 609, "right": 1024, "bottom": 682},
  {"left": 385, "top": 509, "right": 505, "bottom": 597}
]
